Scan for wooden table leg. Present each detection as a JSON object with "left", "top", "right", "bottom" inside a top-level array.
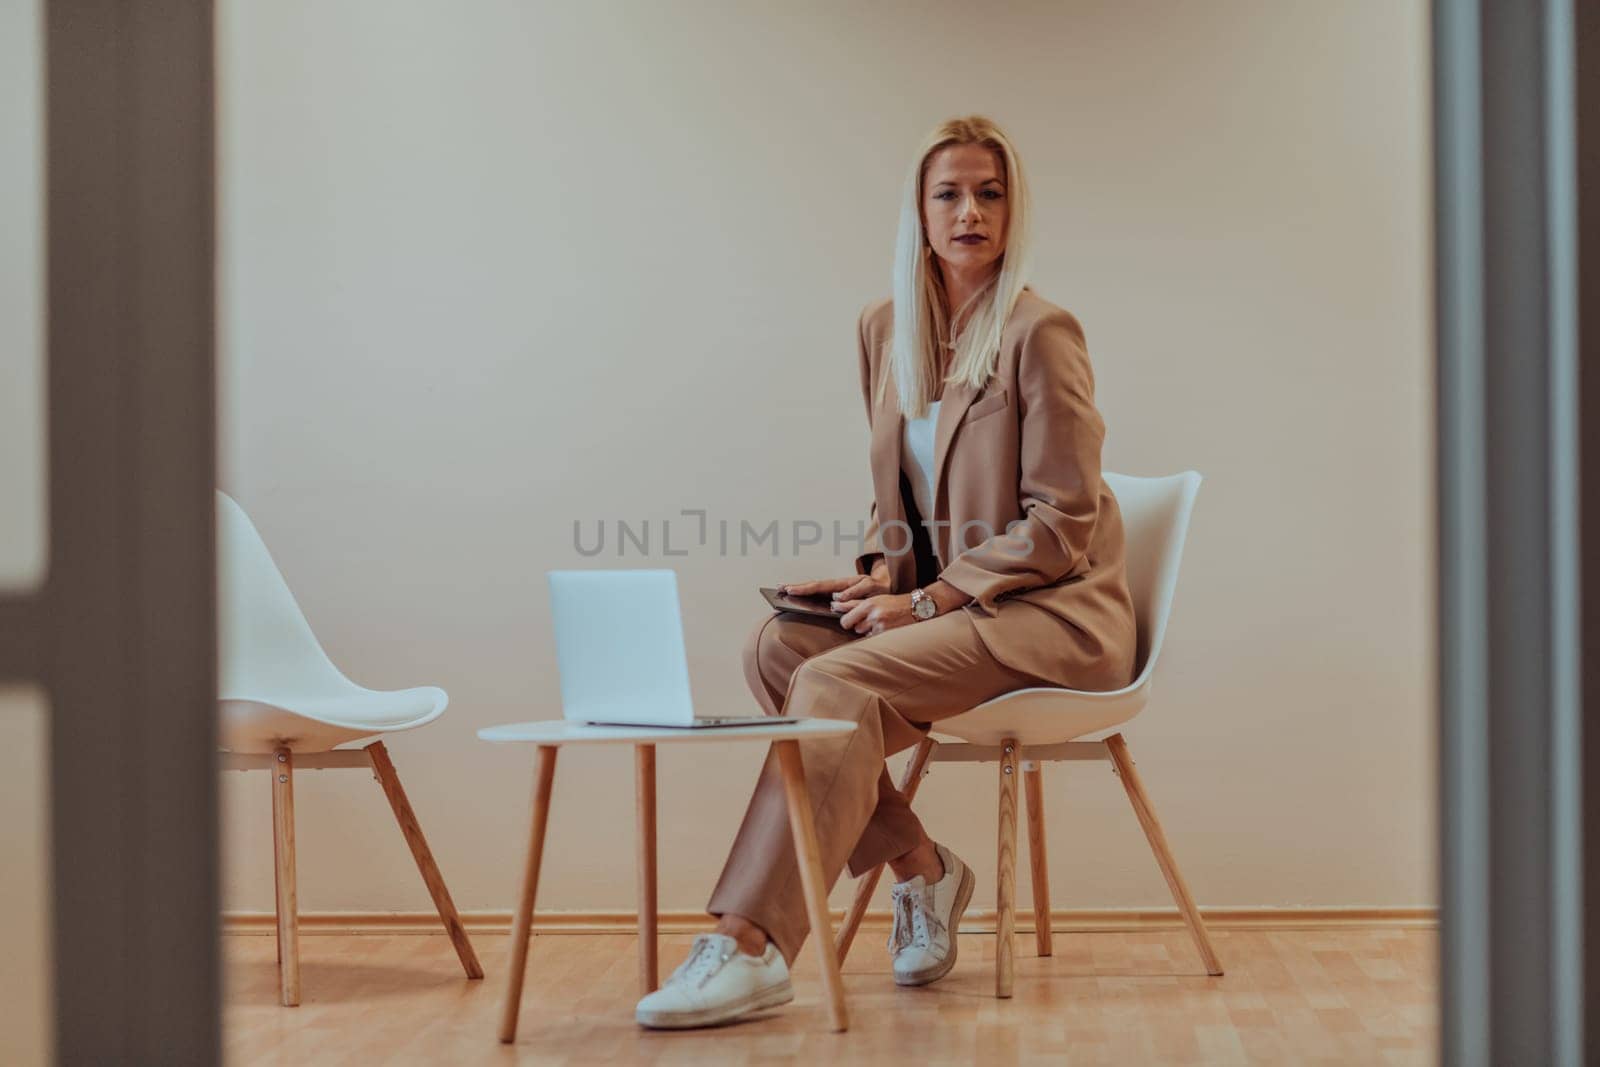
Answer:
[
  {"left": 635, "top": 744, "right": 658, "bottom": 996},
  {"left": 499, "top": 745, "right": 559, "bottom": 1045},
  {"left": 835, "top": 737, "right": 937, "bottom": 963},
  {"left": 271, "top": 747, "right": 300, "bottom": 1007},
  {"left": 774, "top": 739, "right": 849, "bottom": 1033},
  {"left": 365, "top": 741, "right": 484, "bottom": 979}
]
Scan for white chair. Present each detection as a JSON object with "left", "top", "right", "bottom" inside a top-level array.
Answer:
[
  {"left": 216, "top": 491, "right": 482, "bottom": 1006},
  {"left": 834, "top": 471, "right": 1221, "bottom": 997}
]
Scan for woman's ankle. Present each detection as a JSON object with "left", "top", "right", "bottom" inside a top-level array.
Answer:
[
  {"left": 714, "top": 914, "right": 771, "bottom": 957},
  {"left": 888, "top": 839, "right": 944, "bottom": 884}
]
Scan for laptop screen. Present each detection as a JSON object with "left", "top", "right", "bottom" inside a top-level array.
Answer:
[{"left": 546, "top": 569, "right": 696, "bottom": 725}]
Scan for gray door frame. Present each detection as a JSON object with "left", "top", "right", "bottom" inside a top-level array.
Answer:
[
  {"left": 1580, "top": 0, "right": 1600, "bottom": 1055},
  {"left": 1434, "top": 0, "right": 1587, "bottom": 1062},
  {"left": 0, "top": 2, "right": 220, "bottom": 1061}
]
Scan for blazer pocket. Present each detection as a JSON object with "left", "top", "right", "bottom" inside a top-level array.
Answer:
[{"left": 964, "top": 389, "right": 1009, "bottom": 423}]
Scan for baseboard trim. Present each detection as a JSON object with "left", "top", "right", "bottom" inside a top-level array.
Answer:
[{"left": 223, "top": 905, "right": 1436, "bottom": 937}]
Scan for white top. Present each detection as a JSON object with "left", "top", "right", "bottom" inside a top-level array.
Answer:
[
  {"left": 477, "top": 718, "right": 858, "bottom": 746},
  {"left": 902, "top": 400, "right": 941, "bottom": 521}
]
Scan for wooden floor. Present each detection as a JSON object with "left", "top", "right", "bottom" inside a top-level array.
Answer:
[{"left": 224, "top": 927, "right": 1437, "bottom": 1065}]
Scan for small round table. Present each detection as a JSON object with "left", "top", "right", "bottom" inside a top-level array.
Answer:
[{"left": 478, "top": 718, "right": 858, "bottom": 1041}]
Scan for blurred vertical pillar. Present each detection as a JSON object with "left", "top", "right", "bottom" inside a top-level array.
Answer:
[
  {"left": 17, "top": 1, "right": 218, "bottom": 1061},
  {"left": 1434, "top": 0, "right": 1585, "bottom": 1063},
  {"left": 1577, "top": 0, "right": 1600, "bottom": 1059}
]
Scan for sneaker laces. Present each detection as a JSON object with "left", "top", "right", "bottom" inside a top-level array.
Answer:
[
  {"left": 888, "top": 886, "right": 915, "bottom": 953},
  {"left": 888, "top": 880, "right": 948, "bottom": 954},
  {"left": 669, "top": 934, "right": 734, "bottom": 989}
]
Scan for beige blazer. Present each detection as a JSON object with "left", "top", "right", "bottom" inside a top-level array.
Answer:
[{"left": 852, "top": 287, "right": 1138, "bottom": 692}]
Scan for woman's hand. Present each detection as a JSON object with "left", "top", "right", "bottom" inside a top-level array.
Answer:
[
  {"left": 836, "top": 593, "right": 916, "bottom": 636},
  {"left": 836, "top": 578, "right": 970, "bottom": 636},
  {"left": 778, "top": 568, "right": 890, "bottom": 606}
]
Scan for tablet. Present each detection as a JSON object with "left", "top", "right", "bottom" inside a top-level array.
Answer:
[{"left": 760, "top": 586, "right": 847, "bottom": 619}]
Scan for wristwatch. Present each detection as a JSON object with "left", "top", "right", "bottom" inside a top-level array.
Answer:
[{"left": 910, "top": 587, "right": 938, "bottom": 621}]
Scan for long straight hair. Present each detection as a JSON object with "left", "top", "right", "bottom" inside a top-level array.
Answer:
[{"left": 881, "top": 115, "right": 1034, "bottom": 417}]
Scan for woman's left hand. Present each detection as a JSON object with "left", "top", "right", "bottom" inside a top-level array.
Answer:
[{"left": 836, "top": 593, "right": 916, "bottom": 636}]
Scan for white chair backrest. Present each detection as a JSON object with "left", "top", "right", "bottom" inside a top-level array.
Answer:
[
  {"left": 1101, "top": 471, "right": 1203, "bottom": 690},
  {"left": 217, "top": 491, "right": 349, "bottom": 700}
]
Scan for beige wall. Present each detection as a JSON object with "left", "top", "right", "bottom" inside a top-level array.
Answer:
[{"left": 218, "top": 0, "right": 1434, "bottom": 917}]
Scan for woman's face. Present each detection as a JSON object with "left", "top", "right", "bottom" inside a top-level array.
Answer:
[{"left": 921, "top": 143, "right": 1010, "bottom": 278}]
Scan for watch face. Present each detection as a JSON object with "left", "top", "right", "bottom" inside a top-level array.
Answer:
[{"left": 914, "top": 596, "right": 937, "bottom": 619}]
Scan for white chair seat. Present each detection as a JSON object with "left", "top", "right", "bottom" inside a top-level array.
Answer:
[
  {"left": 216, "top": 490, "right": 451, "bottom": 754},
  {"left": 220, "top": 685, "right": 447, "bottom": 754},
  {"left": 931, "top": 684, "right": 1144, "bottom": 747}
]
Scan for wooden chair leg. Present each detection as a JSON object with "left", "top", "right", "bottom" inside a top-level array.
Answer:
[
  {"left": 271, "top": 747, "right": 300, "bottom": 1007},
  {"left": 835, "top": 737, "right": 937, "bottom": 963},
  {"left": 1023, "top": 760, "right": 1053, "bottom": 957},
  {"left": 272, "top": 785, "right": 283, "bottom": 966},
  {"left": 996, "top": 737, "right": 1019, "bottom": 998},
  {"left": 775, "top": 739, "right": 849, "bottom": 1033},
  {"left": 499, "top": 746, "right": 559, "bottom": 1045},
  {"left": 635, "top": 744, "right": 658, "bottom": 996},
  {"left": 1104, "top": 733, "right": 1223, "bottom": 976},
  {"left": 364, "top": 741, "right": 484, "bottom": 980}
]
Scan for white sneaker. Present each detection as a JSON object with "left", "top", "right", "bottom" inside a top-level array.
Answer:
[
  {"left": 888, "top": 842, "right": 974, "bottom": 987},
  {"left": 635, "top": 933, "right": 794, "bottom": 1029}
]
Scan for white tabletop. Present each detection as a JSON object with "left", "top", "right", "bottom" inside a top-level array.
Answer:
[{"left": 477, "top": 718, "right": 856, "bottom": 746}]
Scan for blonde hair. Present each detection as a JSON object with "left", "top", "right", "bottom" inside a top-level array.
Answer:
[{"left": 881, "top": 115, "right": 1033, "bottom": 417}]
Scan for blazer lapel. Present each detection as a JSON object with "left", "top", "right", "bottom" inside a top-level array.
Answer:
[
  {"left": 868, "top": 380, "right": 916, "bottom": 592},
  {"left": 869, "top": 373, "right": 979, "bottom": 587},
  {"left": 931, "top": 378, "right": 978, "bottom": 517}
]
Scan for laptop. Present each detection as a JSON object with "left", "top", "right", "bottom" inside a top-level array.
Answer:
[{"left": 547, "top": 569, "right": 799, "bottom": 728}]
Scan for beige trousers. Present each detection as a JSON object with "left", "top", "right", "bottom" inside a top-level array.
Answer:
[{"left": 705, "top": 607, "right": 1040, "bottom": 964}]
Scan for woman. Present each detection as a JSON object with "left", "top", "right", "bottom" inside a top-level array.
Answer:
[{"left": 636, "top": 115, "right": 1138, "bottom": 1029}]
